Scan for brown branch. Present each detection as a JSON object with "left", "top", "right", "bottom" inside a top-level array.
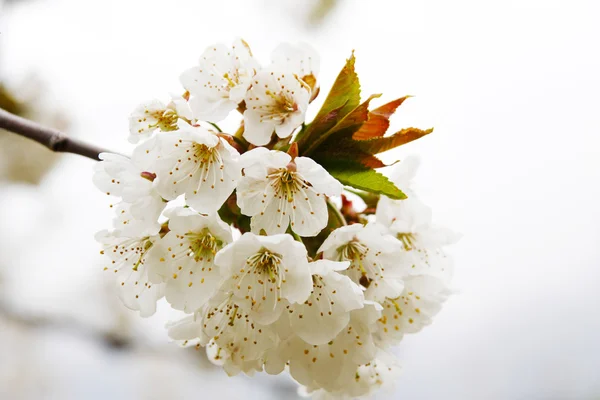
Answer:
[
  {"left": 0, "top": 299, "right": 132, "bottom": 350},
  {"left": 0, "top": 107, "right": 111, "bottom": 161}
]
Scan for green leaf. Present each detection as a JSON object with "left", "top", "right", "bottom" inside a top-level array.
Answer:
[
  {"left": 356, "top": 127, "right": 433, "bottom": 154},
  {"left": 295, "top": 103, "right": 346, "bottom": 146},
  {"left": 297, "top": 52, "right": 360, "bottom": 151},
  {"left": 314, "top": 51, "right": 360, "bottom": 118},
  {"left": 322, "top": 160, "right": 406, "bottom": 200},
  {"left": 313, "top": 143, "right": 386, "bottom": 169}
]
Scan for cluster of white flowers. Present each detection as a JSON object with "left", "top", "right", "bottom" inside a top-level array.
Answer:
[{"left": 94, "top": 39, "right": 458, "bottom": 399}]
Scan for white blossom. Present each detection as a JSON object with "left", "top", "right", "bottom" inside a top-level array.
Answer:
[
  {"left": 288, "top": 260, "right": 364, "bottom": 345},
  {"left": 145, "top": 120, "right": 240, "bottom": 214},
  {"left": 285, "top": 302, "right": 381, "bottom": 392},
  {"left": 205, "top": 339, "right": 266, "bottom": 377},
  {"left": 378, "top": 195, "right": 459, "bottom": 281},
  {"left": 201, "top": 293, "right": 277, "bottom": 376},
  {"left": 94, "top": 40, "right": 457, "bottom": 398},
  {"left": 243, "top": 69, "right": 311, "bottom": 145},
  {"left": 318, "top": 223, "right": 405, "bottom": 302},
  {"left": 96, "top": 229, "right": 164, "bottom": 317},
  {"left": 271, "top": 42, "right": 320, "bottom": 89},
  {"left": 148, "top": 208, "right": 232, "bottom": 313},
  {"left": 377, "top": 157, "right": 460, "bottom": 282},
  {"left": 168, "top": 292, "right": 278, "bottom": 376},
  {"left": 375, "top": 275, "right": 450, "bottom": 346},
  {"left": 128, "top": 99, "right": 185, "bottom": 144},
  {"left": 303, "top": 351, "right": 402, "bottom": 399},
  {"left": 237, "top": 148, "right": 342, "bottom": 236},
  {"left": 180, "top": 39, "right": 259, "bottom": 122},
  {"left": 93, "top": 152, "right": 165, "bottom": 237},
  {"left": 215, "top": 232, "right": 313, "bottom": 325}
]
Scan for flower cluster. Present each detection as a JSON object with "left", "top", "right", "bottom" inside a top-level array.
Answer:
[{"left": 94, "top": 39, "right": 458, "bottom": 399}]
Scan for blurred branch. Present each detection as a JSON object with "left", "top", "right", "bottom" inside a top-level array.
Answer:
[
  {"left": 0, "top": 296, "right": 217, "bottom": 370},
  {"left": 0, "top": 299, "right": 133, "bottom": 350},
  {"left": 0, "top": 108, "right": 111, "bottom": 161}
]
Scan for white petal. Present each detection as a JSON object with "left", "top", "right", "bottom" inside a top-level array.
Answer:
[
  {"left": 271, "top": 42, "right": 320, "bottom": 79},
  {"left": 243, "top": 110, "right": 275, "bottom": 146},
  {"left": 128, "top": 100, "right": 166, "bottom": 143},
  {"left": 289, "top": 268, "right": 364, "bottom": 345},
  {"left": 389, "top": 154, "right": 420, "bottom": 189},
  {"left": 295, "top": 156, "right": 342, "bottom": 197},
  {"left": 181, "top": 40, "right": 258, "bottom": 122},
  {"left": 97, "top": 231, "right": 164, "bottom": 317},
  {"left": 308, "top": 259, "right": 350, "bottom": 275},
  {"left": 376, "top": 275, "right": 449, "bottom": 346},
  {"left": 290, "top": 188, "right": 327, "bottom": 237},
  {"left": 167, "top": 314, "right": 205, "bottom": 344}
]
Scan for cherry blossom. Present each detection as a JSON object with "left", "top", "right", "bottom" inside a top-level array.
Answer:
[
  {"left": 146, "top": 120, "right": 240, "bottom": 213},
  {"left": 318, "top": 223, "right": 406, "bottom": 302},
  {"left": 128, "top": 96, "right": 193, "bottom": 144},
  {"left": 375, "top": 275, "right": 450, "bottom": 346},
  {"left": 215, "top": 232, "right": 313, "bottom": 325},
  {"left": 288, "top": 259, "right": 364, "bottom": 345},
  {"left": 271, "top": 42, "right": 320, "bottom": 94},
  {"left": 303, "top": 351, "right": 402, "bottom": 399},
  {"left": 243, "top": 69, "right": 311, "bottom": 145},
  {"left": 148, "top": 208, "right": 232, "bottom": 313},
  {"left": 96, "top": 229, "right": 164, "bottom": 317},
  {"left": 92, "top": 39, "right": 457, "bottom": 399},
  {"left": 180, "top": 39, "right": 259, "bottom": 122},
  {"left": 93, "top": 152, "right": 165, "bottom": 237},
  {"left": 377, "top": 158, "right": 460, "bottom": 282},
  {"left": 236, "top": 148, "right": 342, "bottom": 236},
  {"left": 285, "top": 302, "right": 381, "bottom": 392}
]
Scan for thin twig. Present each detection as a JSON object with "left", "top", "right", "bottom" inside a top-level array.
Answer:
[
  {"left": 327, "top": 199, "right": 347, "bottom": 226},
  {"left": 0, "top": 299, "right": 132, "bottom": 350},
  {"left": 0, "top": 298, "right": 216, "bottom": 368},
  {"left": 207, "top": 121, "right": 222, "bottom": 132},
  {"left": 0, "top": 107, "right": 111, "bottom": 161}
]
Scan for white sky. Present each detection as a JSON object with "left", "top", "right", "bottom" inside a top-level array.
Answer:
[{"left": 1, "top": 0, "right": 600, "bottom": 399}]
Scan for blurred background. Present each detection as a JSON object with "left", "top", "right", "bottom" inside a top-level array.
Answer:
[{"left": 1, "top": 0, "right": 599, "bottom": 398}]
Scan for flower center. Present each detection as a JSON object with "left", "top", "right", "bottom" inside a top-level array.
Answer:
[
  {"left": 112, "top": 237, "right": 153, "bottom": 272},
  {"left": 261, "top": 90, "right": 298, "bottom": 122},
  {"left": 397, "top": 233, "right": 416, "bottom": 251},
  {"left": 186, "top": 229, "right": 223, "bottom": 261},
  {"left": 247, "top": 248, "right": 283, "bottom": 282},
  {"left": 268, "top": 168, "right": 307, "bottom": 203},
  {"left": 338, "top": 240, "right": 368, "bottom": 262},
  {"left": 192, "top": 143, "right": 217, "bottom": 163},
  {"left": 337, "top": 239, "right": 382, "bottom": 287},
  {"left": 148, "top": 109, "right": 178, "bottom": 132},
  {"left": 223, "top": 71, "right": 240, "bottom": 89}
]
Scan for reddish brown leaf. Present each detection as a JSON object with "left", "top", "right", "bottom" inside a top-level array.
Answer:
[
  {"left": 357, "top": 154, "right": 386, "bottom": 168},
  {"left": 353, "top": 96, "right": 411, "bottom": 140},
  {"left": 357, "top": 127, "right": 433, "bottom": 154},
  {"left": 303, "top": 94, "right": 381, "bottom": 156}
]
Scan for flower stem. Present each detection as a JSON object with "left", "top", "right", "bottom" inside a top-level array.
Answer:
[
  {"left": 327, "top": 199, "right": 347, "bottom": 226},
  {"left": 207, "top": 121, "right": 223, "bottom": 132}
]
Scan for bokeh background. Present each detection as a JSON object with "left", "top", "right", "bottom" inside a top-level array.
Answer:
[{"left": 1, "top": 0, "right": 599, "bottom": 398}]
